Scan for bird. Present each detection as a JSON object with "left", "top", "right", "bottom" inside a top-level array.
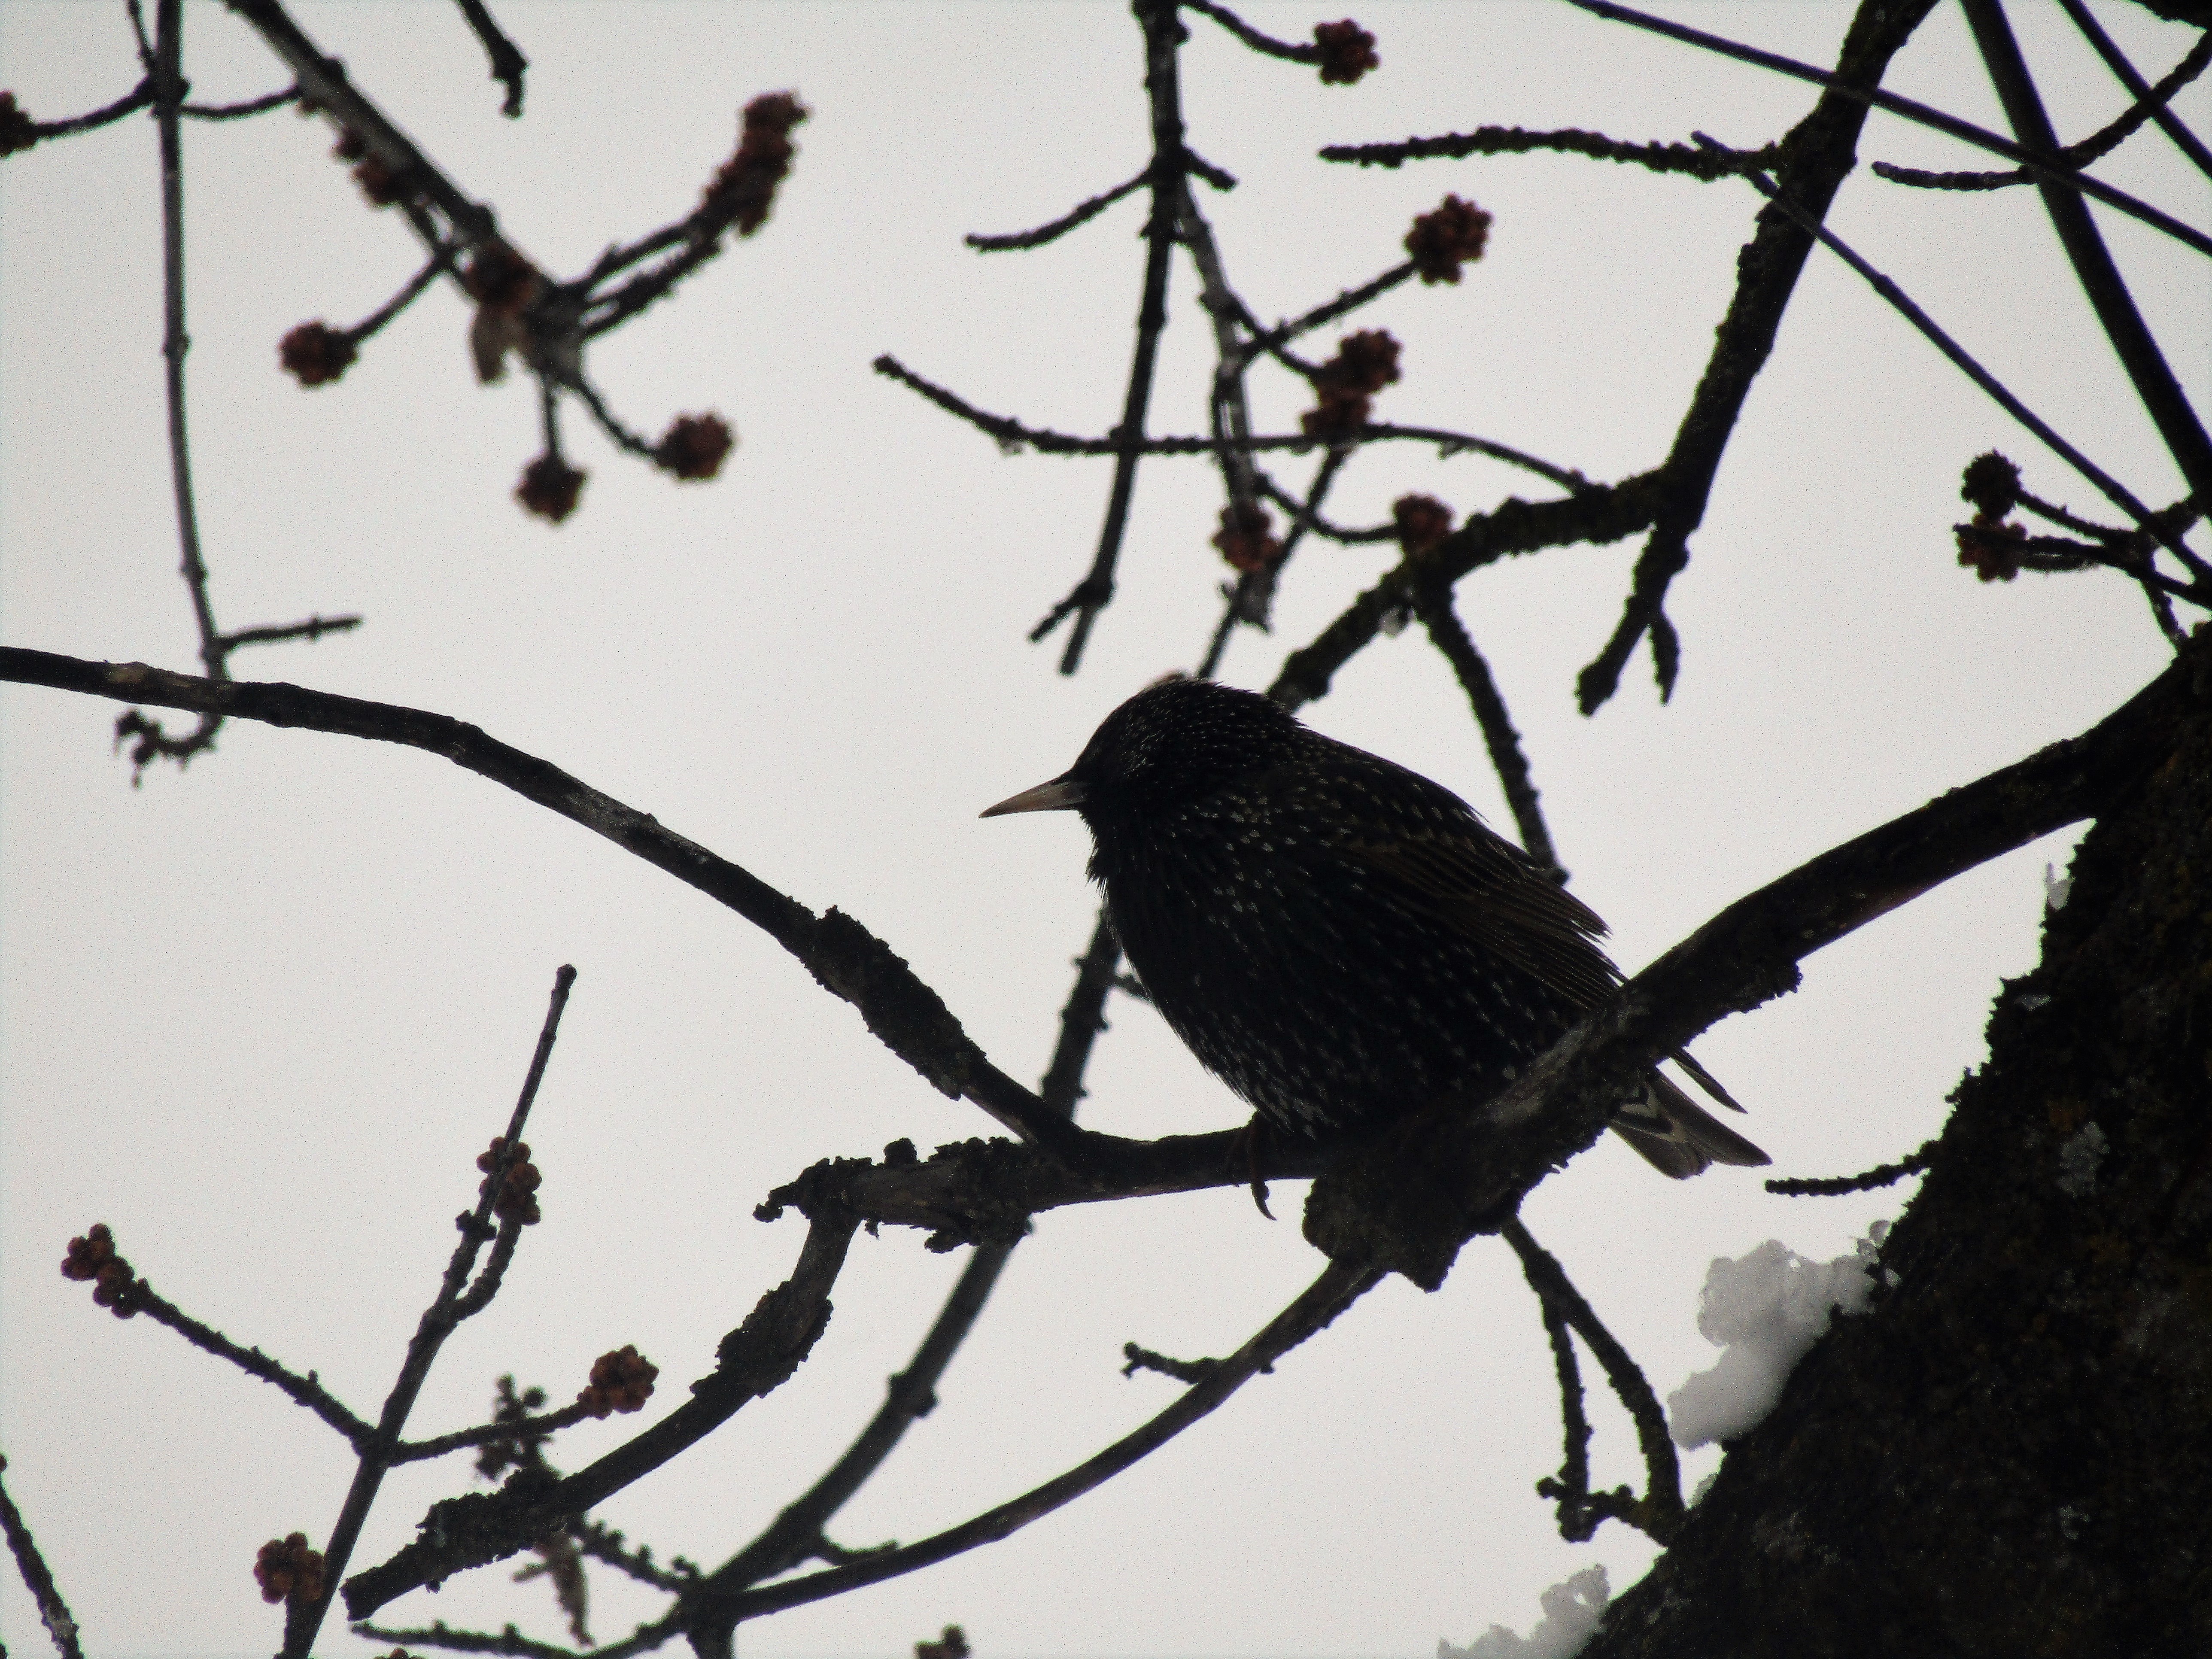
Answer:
[{"left": 982, "top": 676, "right": 1767, "bottom": 1180}]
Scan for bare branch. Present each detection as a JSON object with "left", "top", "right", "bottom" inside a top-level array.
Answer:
[
  {"left": 1960, "top": 0, "right": 2212, "bottom": 507},
  {"left": 1323, "top": 124, "right": 1779, "bottom": 178},
  {"left": 1575, "top": 0, "right": 1939, "bottom": 716},
  {"left": 1709, "top": 137, "right": 2211, "bottom": 602},
  {"left": 2062, "top": 0, "right": 2212, "bottom": 181},
  {"left": 343, "top": 1208, "right": 859, "bottom": 1620},
  {"left": 8, "top": 80, "right": 153, "bottom": 146},
  {"left": 0, "top": 648, "right": 1094, "bottom": 1162},
  {"left": 1874, "top": 28, "right": 2210, "bottom": 189},
  {"left": 688, "top": 1262, "right": 1384, "bottom": 1641},
  {"left": 451, "top": 0, "right": 528, "bottom": 117},
  {"left": 218, "top": 613, "right": 363, "bottom": 651},
  {"left": 1766, "top": 1140, "right": 1938, "bottom": 1196},
  {"left": 112, "top": 1276, "right": 376, "bottom": 1449},
  {"left": 0, "top": 1459, "right": 87, "bottom": 1659},
  {"left": 182, "top": 85, "right": 298, "bottom": 120},
  {"left": 1564, "top": 0, "right": 2212, "bottom": 258},
  {"left": 1182, "top": 0, "right": 1320, "bottom": 64},
  {"left": 281, "top": 965, "right": 576, "bottom": 1655},
  {"left": 1033, "top": 0, "right": 1192, "bottom": 673},
  {"left": 1414, "top": 580, "right": 1560, "bottom": 875},
  {"left": 1503, "top": 1218, "right": 1683, "bottom": 1544},
  {"left": 966, "top": 166, "right": 1151, "bottom": 251}
]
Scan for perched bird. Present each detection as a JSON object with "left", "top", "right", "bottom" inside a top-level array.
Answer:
[{"left": 983, "top": 677, "right": 1767, "bottom": 1178}]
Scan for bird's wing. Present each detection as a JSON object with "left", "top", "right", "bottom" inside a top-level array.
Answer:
[{"left": 1337, "top": 800, "right": 1622, "bottom": 1013}]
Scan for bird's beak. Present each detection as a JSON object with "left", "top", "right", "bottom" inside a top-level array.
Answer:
[{"left": 980, "top": 775, "right": 1088, "bottom": 818}]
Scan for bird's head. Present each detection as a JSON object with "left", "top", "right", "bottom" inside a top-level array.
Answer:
[{"left": 981, "top": 677, "right": 1299, "bottom": 826}]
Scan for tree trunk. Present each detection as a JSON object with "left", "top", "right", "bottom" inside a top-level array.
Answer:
[{"left": 1592, "top": 642, "right": 2212, "bottom": 1658}]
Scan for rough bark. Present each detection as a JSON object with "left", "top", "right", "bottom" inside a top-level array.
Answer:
[{"left": 1589, "top": 641, "right": 2212, "bottom": 1657}]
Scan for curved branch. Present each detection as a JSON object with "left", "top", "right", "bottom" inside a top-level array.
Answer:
[
  {"left": 1322, "top": 125, "right": 1778, "bottom": 178},
  {"left": 1564, "top": 0, "right": 2212, "bottom": 258},
  {"left": 0, "top": 647, "right": 1091, "bottom": 1163},
  {"left": 692, "top": 1261, "right": 1383, "bottom": 1641}
]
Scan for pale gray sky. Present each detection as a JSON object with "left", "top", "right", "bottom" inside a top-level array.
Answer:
[{"left": 2, "top": 2, "right": 2204, "bottom": 1654}]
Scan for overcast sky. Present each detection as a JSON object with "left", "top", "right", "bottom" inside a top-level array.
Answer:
[{"left": 3, "top": 2, "right": 2206, "bottom": 1655}]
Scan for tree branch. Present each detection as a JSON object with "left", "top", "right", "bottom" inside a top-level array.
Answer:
[{"left": 0, "top": 648, "right": 1093, "bottom": 1164}]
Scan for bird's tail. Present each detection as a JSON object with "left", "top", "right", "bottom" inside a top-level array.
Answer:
[{"left": 1608, "top": 1072, "right": 1770, "bottom": 1179}]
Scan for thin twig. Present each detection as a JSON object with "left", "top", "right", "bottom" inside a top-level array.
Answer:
[
  {"left": 564, "top": 375, "right": 659, "bottom": 460},
  {"left": 130, "top": 0, "right": 225, "bottom": 768},
  {"left": 1708, "top": 137, "right": 2210, "bottom": 613},
  {"left": 1767, "top": 1139, "right": 1937, "bottom": 1196},
  {"left": 1564, "top": 0, "right": 2212, "bottom": 258},
  {"left": 1178, "top": 178, "right": 1273, "bottom": 626},
  {"left": 1531, "top": 1297, "right": 1599, "bottom": 1540},
  {"left": 1960, "top": 0, "right": 2212, "bottom": 508},
  {"left": 1121, "top": 1343, "right": 1223, "bottom": 1383},
  {"left": 217, "top": 614, "right": 362, "bottom": 651},
  {"left": 182, "top": 85, "right": 298, "bottom": 119},
  {"left": 1414, "top": 580, "right": 1560, "bottom": 875},
  {"left": 451, "top": 0, "right": 528, "bottom": 117},
  {"left": 1874, "top": 28, "right": 2211, "bottom": 190},
  {"left": 392, "top": 1400, "right": 596, "bottom": 1466},
  {"left": 967, "top": 167, "right": 1151, "bottom": 251},
  {"left": 0, "top": 1461, "right": 88, "bottom": 1659},
  {"left": 0, "top": 650, "right": 1097, "bottom": 1161},
  {"left": 1577, "top": 0, "right": 1939, "bottom": 717},
  {"left": 122, "top": 1279, "right": 376, "bottom": 1448},
  {"left": 1182, "top": 0, "right": 1319, "bottom": 64},
  {"left": 1323, "top": 125, "right": 1779, "bottom": 179},
  {"left": 1253, "top": 474, "right": 1398, "bottom": 541},
  {"left": 571, "top": 1518, "right": 699, "bottom": 1593},
  {"left": 686, "top": 912, "right": 1120, "bottom": 1618},
  {"left": 2061, "top": 0, "right": 2212, "bottom": 182},
  {"left": 346, "top": 256, "right": 445, "bottom": 347},
  {"left": 1035, "top": 0, "right": 1189, "bottom": 672},
  {"left": 875, "top": 354, "right": 1587, "bottom": 480},
  {"left": 281, "top": 965, "right": 578, "bottom": 1655},
  {"left": 1236, "top": 261, "right": 1415, "bottom": 365},
  {"left": 16, "top": 80, "right": 153, "bottom": 143},
  {"left": 1501, "top": 1217, "right": 1683, "bottom": 1544},
  {"left": 693, "top": 1263, "right": 1383, "bottom": 1640}
]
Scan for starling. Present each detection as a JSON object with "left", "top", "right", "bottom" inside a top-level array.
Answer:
[{"left": 983, "top": 677, "right": 1767, "bottom": 1178}]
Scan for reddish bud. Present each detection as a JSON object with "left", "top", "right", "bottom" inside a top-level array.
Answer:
[
  {"left": 1960, "top": 450, "right": 2022, "bottom": 519},
  {"left": 1313, "top": 21, "right": 1379, "bottom": 85},
  {"left": 1392, "top": 494, "right": 1453, "bottom": 557},
  {"left": 516, "top": 456, "right": 586, "bottom": 526},
  {"left": 1957, "top": 514, "right": 2027, "bottom": 582},
  {"left": 1406, "top": 194, "right": 1492, "bottom": 285},
  {"left": 278, "top": 322, "right": 357, "bottom": 388},
  {"left": 577, "top": 1345, "right": 659, "bottom": 1417},
  {"left": 702, "top": 91, "right": 810, "bottom": 235},
  {"left": 1212, "top": 502, "right": 1282, "bottom": 573},
  {"left": 478, "top": 1136, "right": 544, "bottom": 1223},
  {"left": 253, "top": 1533, "right": 325, "bottom": 1606},
  {"left": 656, "top": 413, "right": 735, "bottom": 480}
]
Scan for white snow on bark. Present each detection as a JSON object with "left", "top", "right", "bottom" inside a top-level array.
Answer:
[
  {"left": 1439, "top": 1565, "right": 1610, "bottom": 1659},
  {"left": 1667, "top": 1226, "right": 1888, "bottom": 1449}
]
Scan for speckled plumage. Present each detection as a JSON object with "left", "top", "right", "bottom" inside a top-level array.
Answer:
[{"left": 986, "top": 677, "right": 1768, "bottom": 1179}]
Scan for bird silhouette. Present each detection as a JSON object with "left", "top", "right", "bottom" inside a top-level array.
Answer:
[{"left": 984, "top": 676, "right": 1767, "bottom": 1178}]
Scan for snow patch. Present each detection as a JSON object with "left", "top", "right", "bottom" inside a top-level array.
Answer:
[
  {"left": 2057, "top": 1122, "right": 2108, "bottom": 1197},
  {"left": 1668, "top": 1226, "right": 1887, "bottom": 1449},
  {"left": 1440, "top": 1566, "right": 1610, "bottom": 1659}
]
